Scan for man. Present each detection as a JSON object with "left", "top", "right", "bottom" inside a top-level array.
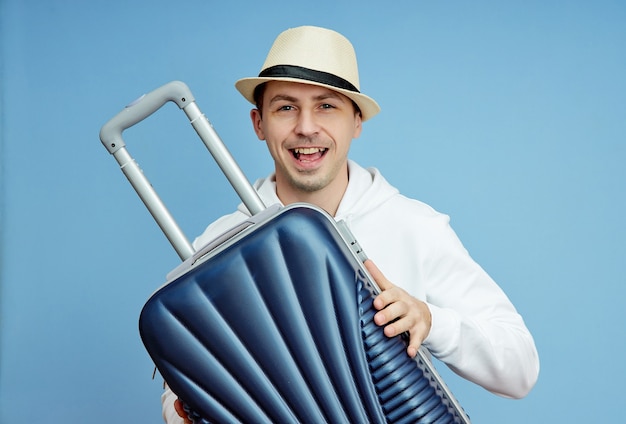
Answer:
[{"left": 162, "top": 25, "right": 539, "bottom": 423}]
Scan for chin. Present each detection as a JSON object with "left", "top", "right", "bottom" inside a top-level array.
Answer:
[{"left": 289, "top": 174, "right": 330, "bottom": 193}]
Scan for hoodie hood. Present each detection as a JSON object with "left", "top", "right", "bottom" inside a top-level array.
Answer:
[
  {"left": 237, "top": 160, "right": 399, "bottom": 221},
  {"left": 335, "top": 160, "right": 399, "bottom": 221}
]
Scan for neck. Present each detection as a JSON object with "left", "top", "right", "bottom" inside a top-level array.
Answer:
[{"left": 277, "top": 186, "right": 346, "bottom": 217}]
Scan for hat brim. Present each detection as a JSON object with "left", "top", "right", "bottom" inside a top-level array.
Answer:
[{"left": 235, "top": 77, "right": 380, "bottom": 122}]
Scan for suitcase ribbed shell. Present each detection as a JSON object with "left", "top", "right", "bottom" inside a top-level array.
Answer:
[{"left": 140, "top": 206, "right": 464, "bottom": 423}]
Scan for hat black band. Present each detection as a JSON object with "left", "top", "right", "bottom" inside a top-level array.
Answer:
[{"left": 258, "top": 65, "right": 360, "bottom": 93}]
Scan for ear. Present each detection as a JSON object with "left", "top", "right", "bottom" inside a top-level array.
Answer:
[
  {"left": 352, "top": 113, "right": 363, "bottom": 139},
  {"left": 250, "top": 109, "right": 265, "bottom": 140}
]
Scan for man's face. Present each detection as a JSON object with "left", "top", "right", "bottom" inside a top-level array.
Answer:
[{"left": 251, "top": 81, "right": 362, "bottom": 201}]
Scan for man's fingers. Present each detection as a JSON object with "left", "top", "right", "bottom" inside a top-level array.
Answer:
[
  {"left": 365, "top": 259, "right": 431, "bottom": 358},
  {"left": 174, "top": 399, "right": 192, "bottom": 424}
]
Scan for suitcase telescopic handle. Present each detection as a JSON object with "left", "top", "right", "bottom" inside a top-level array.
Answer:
[{"left": 100, "top": 81, "right": 266, "bottom": 261}]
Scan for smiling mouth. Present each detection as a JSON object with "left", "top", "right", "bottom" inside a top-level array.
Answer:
[{"left": 291, "top": 147, "right": 328, "bottom": 160}]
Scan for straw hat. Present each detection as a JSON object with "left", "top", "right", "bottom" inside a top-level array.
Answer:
[{"left": 235, "top": 26, "right": 380, "bottom": 121}]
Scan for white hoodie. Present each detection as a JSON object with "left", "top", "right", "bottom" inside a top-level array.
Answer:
[{"left": 162, "top": 160, "right": 539, "bottom": 422}]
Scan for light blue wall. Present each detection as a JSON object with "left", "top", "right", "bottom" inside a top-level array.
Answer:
[{"left": 1, "top": 1, "right": 624, "bottom": 422}]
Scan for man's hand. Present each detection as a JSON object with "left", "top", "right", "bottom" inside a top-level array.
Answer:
[
  {"left": 174, "top": 399, "right": 192, "bottom": 424},
  {"left": 365, "top": 260, "right": 432, "bottom": 358}
]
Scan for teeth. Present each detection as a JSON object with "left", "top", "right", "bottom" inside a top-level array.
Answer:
[{"left": 293, "top": 147, "right": 326, "bottom": 154}]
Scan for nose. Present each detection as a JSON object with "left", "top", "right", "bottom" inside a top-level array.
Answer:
[{"left": 294, "top": 109, "right": 320, "bottom": 137}]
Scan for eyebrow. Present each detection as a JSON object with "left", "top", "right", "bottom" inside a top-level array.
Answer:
[
  {"left": 268, "top": 94, "right": 297, "bottom": 105},
  {"left": 268, "top": 91, "right": 346, "bottom": 106}
]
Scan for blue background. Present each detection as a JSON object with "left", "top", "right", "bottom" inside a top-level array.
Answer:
[{"left": 1, "top": 1, "right": 624, "bottom": 422}]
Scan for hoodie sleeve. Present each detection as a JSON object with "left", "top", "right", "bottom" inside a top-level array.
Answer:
[
  {"left": 340, "top": 164, "right": 539, "bottom": 399},
  {"left": 420, "top": 214, "right": 540, "bottom": 399}
]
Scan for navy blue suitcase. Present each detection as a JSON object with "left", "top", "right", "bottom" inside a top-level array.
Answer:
[{"left": 100, "top": 81, "right": 471, "bottom": 423}]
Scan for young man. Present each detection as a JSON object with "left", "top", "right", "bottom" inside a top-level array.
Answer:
[{"left": 163, "top": 25, "right": 539, "bottom": 423}]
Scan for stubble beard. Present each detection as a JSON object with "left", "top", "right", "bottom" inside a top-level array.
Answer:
[{"left": 284, "top": 167, "right": 332, "bottom": 193}]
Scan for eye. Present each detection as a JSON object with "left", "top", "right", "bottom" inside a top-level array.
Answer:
[
  {"left": 320, "top": 103, "right": 335, "bottom": 110},
  {"left": 278, "top": 105, "right": 294, "bottom": 111}
]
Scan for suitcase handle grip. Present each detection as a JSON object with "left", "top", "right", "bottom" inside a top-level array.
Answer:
[{"left": 100, "top": 81, "right": 194, "bottom": 154}]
